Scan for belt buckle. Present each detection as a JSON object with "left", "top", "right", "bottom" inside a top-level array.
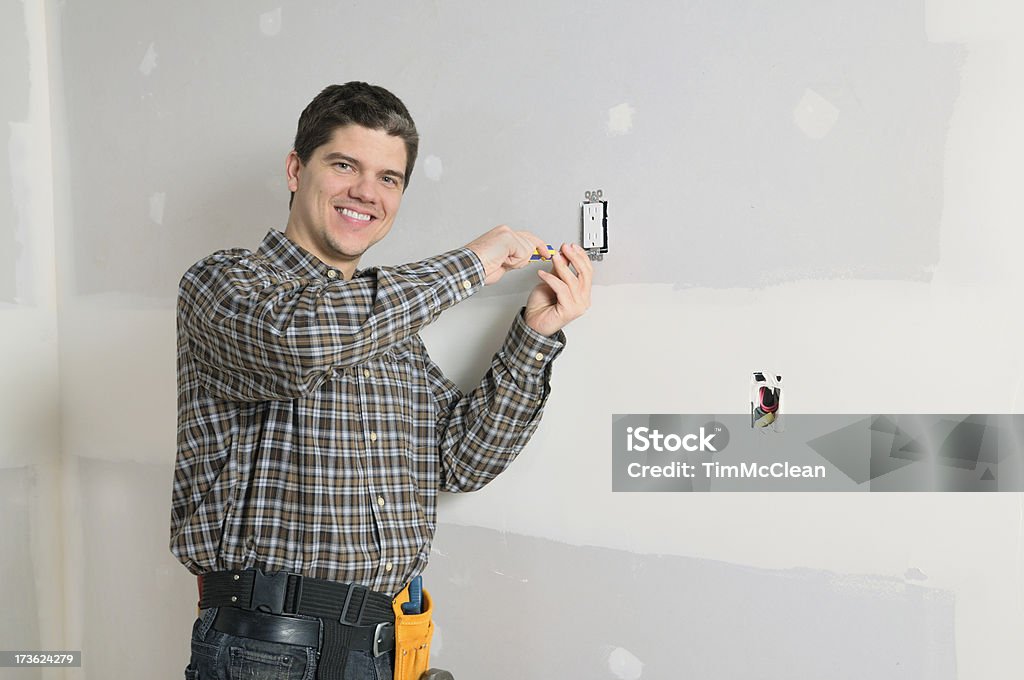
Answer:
[
  {"left": 251, "top": 570, "right": 290, "bottom": 614},
  {"left": 372, "top": 622, "right": 391, "bottom": 658},
  {"left": 339, "top": 583, "right": 370, "bottom": 626}
]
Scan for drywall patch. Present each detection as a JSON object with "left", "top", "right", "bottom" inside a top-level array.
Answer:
[
  {"left": 149, "top": 191, "right": 166, "bottom": 225},
  {"left": 8, "top": 122, "right": 32, "bottom": 305},
  {"left": 427, "top": 523, "right": 956, "bottom": 678},
  {"left": 607, "top": 102, "right": 636, "bottom": 136},
  {"left": 138, "top": 42, "right": 157, "bottom": 76},
  {"left": 608, "top": 646, "right": 644, "bottom": 680},
  {"left": 423, "top": 155, "right": 444, "bottom": 181},
  {"left": 793, "top": 88, "right": 840, "bottom": 139},
  {"left": 260, "top": 8, "right": 282, "bottom": 37},
  {"left": 1, "top": 0, "right": 29, "bottom": 304}
]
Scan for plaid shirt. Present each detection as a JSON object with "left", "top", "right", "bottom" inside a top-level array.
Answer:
[{"left": 171, "top": 229, "right": 564, "bottom": 596}]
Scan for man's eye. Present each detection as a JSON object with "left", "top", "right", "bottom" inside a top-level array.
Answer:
[{"left": 334, "top": 162, "right": 351, "bottom": 170}]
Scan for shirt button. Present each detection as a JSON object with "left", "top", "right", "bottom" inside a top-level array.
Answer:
[
  {"left": 535, "top": 352, "right": 544, "bottom": 361},
  {"left": 462, "top": 280, "right": 472, "bottom": 290},
  {"left": 385, "top": 562, "right": 393, "bottom": 572},
  {"left": 327, "top": 270, "right": 338, "bottom": 279},
  {"left": 377, "top": 496, "right": 385, "bottom": 507},
  {"left": 369, "top": 432, "right": 378, "bottom": 442},
  {"left": 363, "top": 370, "right": 370, "bottom": 378}
]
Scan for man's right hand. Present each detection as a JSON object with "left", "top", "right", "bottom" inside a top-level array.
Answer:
[{"left": 466, "top": 225, "right": 552, "bottom": 285}]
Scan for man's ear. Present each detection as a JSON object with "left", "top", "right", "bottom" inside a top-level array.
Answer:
[{"left": 285, "top": 150, "right": 302, "bottom": 193}]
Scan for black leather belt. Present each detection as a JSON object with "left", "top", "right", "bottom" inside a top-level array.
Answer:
[{"left": 211, "top": 607, "right": 395, "bottom": 656}]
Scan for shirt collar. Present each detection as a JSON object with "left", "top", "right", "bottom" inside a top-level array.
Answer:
[{"left": 257, "top": 228, "right": 348, "bottom": 280}]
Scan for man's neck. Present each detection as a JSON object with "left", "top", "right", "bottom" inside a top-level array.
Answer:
[{"left": 283, "top": 223, "right": 360, "bottom": 280}]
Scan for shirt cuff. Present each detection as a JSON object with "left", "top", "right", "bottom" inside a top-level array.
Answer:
[
  {"left": 500, "top": 308, "right": 566, "bottom": 380},
  {"left": 426, "top": 247, "right": 486, "bottom": 303}
]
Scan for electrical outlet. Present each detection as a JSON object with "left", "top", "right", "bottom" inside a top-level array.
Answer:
[{"left": 581, "top": 190, "right": 608, "bottom": 261}]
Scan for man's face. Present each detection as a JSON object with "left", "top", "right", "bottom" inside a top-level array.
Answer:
[{"left": 284, "top": 124, "right": 407, "bottom": 276}]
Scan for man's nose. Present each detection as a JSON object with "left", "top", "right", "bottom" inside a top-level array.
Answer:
[{"left": 348, "top": 174, "right": 377, "bottom": 203}]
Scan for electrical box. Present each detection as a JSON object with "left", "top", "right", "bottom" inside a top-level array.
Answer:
[{"left": 750, "top": 372, "right": 784, "bottom": 432}]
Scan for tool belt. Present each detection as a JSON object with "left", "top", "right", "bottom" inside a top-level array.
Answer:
[{"left": 199, "top": 569, "right": 396, "bottom": 676}]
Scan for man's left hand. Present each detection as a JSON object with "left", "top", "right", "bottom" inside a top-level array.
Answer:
[{"left": 524, "top": 243, "right": 593, "bottom": 337}]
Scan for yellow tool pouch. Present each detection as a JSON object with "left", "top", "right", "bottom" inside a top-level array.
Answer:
[{"left": 391, "top": 583, "right": 434, "bottom": 680}]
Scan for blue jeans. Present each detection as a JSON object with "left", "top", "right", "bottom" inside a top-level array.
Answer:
[{"left": 184, "top": 608, "right": 393, "bottom": 680}]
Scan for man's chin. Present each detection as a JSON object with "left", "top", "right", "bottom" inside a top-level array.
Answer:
[
  {"left": 325, "top": 240, "right": 370, "bottom": 262},
  {"left": 325, "top": 228, "right": 387, "bottom": 264}
]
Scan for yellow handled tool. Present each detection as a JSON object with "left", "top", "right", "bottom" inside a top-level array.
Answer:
[{"left": 531, "top": 244, "right": 557, "bottom": 261}]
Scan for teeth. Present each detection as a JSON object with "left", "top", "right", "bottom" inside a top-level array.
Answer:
[{"left": 338, "top": 207, "right": 372, "bottom": 222}]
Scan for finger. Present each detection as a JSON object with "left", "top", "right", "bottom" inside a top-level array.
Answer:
[
  {"left": 543, "top": 261, "right": 582, "bottom": 312},
  {"left": 530, "top": 244, "right": 557, "bottom": 261},
  {"left": 537, "top": 269, "right": 572, "bottom": 303},
  {"left": 505, "top": 231, "right": 541, "bottom": 268},
  {"left": 563, "top": 243, "right": 592, "bottom": 290},
  {"left": 572, "top": 242, "right": 594, "bottom": 276},
  {"left": 548, "top": 248, "right": 575, "bottom": 285},
  {"left": 539, "top": 270, "right": 588, "bottom": 328},
  {"left": 519, "top": 231, "right": 553, "bottom": 261},
  {"left": 496, "top": 233, "right": 527, "bottom": 270},
  {"left": 556, "top": 243, "right": 582, "bottom": 279},
  {"left": 556, "top": 246, "right": 591, "bottom": 311},
  {"left": 560, "top": 242, "right": 588, "bottom": 275},
  {"left": 549, "top": 247, "right": 582, "bottom": 300}
]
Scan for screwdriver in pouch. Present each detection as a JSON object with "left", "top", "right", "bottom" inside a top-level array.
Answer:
[{"left": 402, "top": 575, "right": 423, "bottom": 615}]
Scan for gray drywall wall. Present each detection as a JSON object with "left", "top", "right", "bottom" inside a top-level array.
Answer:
[
  {"left": 22, "top": 0, "right": 1024, "bottom": 678},
  {"left": 58, "top": 0, "right": 962, "bottom": 302}
]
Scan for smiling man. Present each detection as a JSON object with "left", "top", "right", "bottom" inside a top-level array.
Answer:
[{"left": 171, "top": 82, "right": 592, "bottom": 680}]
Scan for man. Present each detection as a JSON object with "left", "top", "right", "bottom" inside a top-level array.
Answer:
[{"left": 170, "top": 82, "right": 592, "bottom": 680}]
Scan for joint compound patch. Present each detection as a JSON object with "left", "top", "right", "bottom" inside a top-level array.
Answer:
[
  {"left": 793, "top": 88, "right": 840, "bottom": 140},
  {"left": 607, "top": 646, "right": 643, "bottom": 680},
  {"left": 607, "top": 103, "right": 636, "bottom": 136},
  {"left": 149, "top": 192, "right": 166, "bottom": 225},
  {"left": 423, "top": 155, "right": 443, "bottom": 181},
  {"left": 138, "top": 42, "right": 157, "bottom": 76},
  {"left": 260, "top": 8, "right": 282, "bottom": 36}
]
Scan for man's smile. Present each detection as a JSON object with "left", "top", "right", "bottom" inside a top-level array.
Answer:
[{"left": 335, "top": 205, "right": 376, "bottom": 223}]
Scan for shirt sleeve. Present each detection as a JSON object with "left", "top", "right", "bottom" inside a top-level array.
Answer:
[
  {"left": 426, "top": 309, "right": 566, "bottom": 492},
  {"left": 178, "top": 247, "right": 485, "bottom": 401}
]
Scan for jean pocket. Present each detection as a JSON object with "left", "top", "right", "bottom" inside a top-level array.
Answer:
[
  {"left": 191, "top": 637, "right": 220, "bottom": 661},
  {"left": 228, "top": 644, "right": 311, "bottom": 680}
]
